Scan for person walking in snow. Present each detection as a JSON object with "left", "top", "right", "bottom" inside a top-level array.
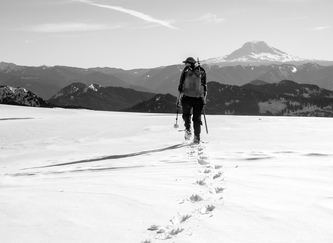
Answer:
[{"left": 177, "top": 57, "right": 207, "bottom": 144}]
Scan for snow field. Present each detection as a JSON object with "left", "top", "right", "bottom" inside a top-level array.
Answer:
[{"left": 1, "top": 104, "right": 333, "bottom": 242}]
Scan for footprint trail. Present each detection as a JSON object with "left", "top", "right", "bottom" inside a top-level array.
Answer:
[{"left": 142, "top": 141, "right": 226, "bottom": 242}]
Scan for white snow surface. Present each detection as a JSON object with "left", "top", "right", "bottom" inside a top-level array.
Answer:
[{"left": 1, "top": 104, "right": 333, "bottom": 243}]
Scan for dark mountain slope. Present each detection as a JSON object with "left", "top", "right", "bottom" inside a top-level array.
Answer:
[{"left": 48, "top": 83, "right": 155, "bottom": 111}]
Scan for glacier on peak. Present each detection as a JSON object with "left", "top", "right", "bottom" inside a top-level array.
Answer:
[{"left": 202, "top": 41, "right": 311, "bottom": 66}]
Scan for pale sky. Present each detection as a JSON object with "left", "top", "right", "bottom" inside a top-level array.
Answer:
[{"left": 0, "top": 0, "right": 332, "bottom": 69}]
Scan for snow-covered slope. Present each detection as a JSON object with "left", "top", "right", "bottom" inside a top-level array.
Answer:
[
  {"left": 1, "top": 105, "right": 333, "bottom": 242},
  {"left": 203, "top": 41, "right": 317, "bottom": 66}
]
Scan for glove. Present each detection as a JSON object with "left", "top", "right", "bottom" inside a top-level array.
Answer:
[{"left": 176, "top": 93, "right": 183, "bottom": 107}]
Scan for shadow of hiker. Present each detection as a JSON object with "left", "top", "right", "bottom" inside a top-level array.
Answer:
[{"left": 23, "top": 143, "right": 186, "bottom": 170}]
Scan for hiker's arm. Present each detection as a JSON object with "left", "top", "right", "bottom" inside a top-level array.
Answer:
[
  {"left": 201, "top": 69, "right": 207, "bottom": 95},
  {"left": 177, "top": 69, "right": 187, "bottom": 106},
  {"left": 178, "top": 70, "right": 186, "bottom": 93}
]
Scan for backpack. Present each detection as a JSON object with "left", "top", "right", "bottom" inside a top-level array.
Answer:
[{"left": 182, "top": 68, "right": 204, "bottom": 98}]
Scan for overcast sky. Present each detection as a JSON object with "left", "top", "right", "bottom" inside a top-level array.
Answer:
[{"left": 0, "top": 0, "right": 332, "bottom": 69}]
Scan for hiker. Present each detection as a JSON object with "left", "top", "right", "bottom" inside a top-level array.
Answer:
[{"left": 177, "top": 57, "right": 207, "bottom": 144}]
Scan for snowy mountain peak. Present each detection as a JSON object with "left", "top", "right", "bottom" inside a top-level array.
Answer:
[
  {"left": 203, "top": 41, "right": 309, "bottom": 66},
  {"left": 231, "top": 41, "right": 287, "bottom": 57}
]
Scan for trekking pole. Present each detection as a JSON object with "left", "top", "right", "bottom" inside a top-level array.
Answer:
[
  {"left": 203, "top": 107, "right": 208, "bottom": 134},
  {"left": 197, "top": 57, "right": 208, "bottom": 134},
  {"left": 174, "top": 107, "right": 179, "bottom": 129},
  {"left": 174, "top": 93, "right": 181, "bottom": 129}
]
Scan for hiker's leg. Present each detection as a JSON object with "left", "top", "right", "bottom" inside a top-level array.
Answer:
[
  {"left": 181, "top": 96, "right": 192, "bottom": 131},
  {"left": 192, "top": 97, "right": 204, "bottom": 139}
]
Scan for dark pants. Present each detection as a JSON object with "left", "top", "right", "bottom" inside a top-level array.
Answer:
[{"left": 181, "top": 96, "right": 204, "bottom": 138}]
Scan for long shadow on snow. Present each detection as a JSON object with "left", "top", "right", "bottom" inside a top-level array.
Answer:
[
  {"left": 0, "top": 117, "right": 34, "bottom": 121},
  {"left": 23, "top": 143, "right": 186, "bottom": 170}
]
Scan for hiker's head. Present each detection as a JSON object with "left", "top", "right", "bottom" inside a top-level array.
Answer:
[{"left": 183, "top": 57, "right": 196, "bottom": 67}]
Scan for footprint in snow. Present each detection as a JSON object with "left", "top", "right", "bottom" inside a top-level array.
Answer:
[
  {"left": 202, "top": 168, "right": 212, "bottom": 174},
  {"left": 189, "top": 194, "right": 204, "bottom": 202},
  {"left": 147, "top": 225, "right": 185, "bottom": 240},
  {"left": 198, "top": 157, "right": 210, "bottom": 165},
  {"left": 170, "top": 214, "right": 192, "bottom": 225},
  {"left": 213, "top": 171, "right": 223, "bottom": 180},
  {"left": 199, "top": 204, "right": 216, "bottom": 215},
  {"left": 215, "top": 187, "right": 225, "bottom": 193},
  {"left": 195, "top": 179, "right": 206, "bottom": 186}
]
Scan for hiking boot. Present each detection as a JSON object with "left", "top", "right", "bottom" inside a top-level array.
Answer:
[
  {"left": 184, "top": 129, "right": 192, "bottom": 140},
  {"left": 193, "top": 135, "right": 200, "bottom": 144}
]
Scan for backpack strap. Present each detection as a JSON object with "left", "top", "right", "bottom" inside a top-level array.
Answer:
[{"left": 178, "top": 66, "right": 191, "bottom": 93}]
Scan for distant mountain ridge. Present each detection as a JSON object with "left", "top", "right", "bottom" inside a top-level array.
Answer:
[
  {"left": 2, "top": 61, "right": 333, "bottom": 107},
  {"left": 242, "top": 79, "right": 333, "bottom": 98},
  {"left": 0, "top": 63, "right": 153, "bottom": 100},
  {"left": 126, "top": 80, "right": 333, "bottom": 117},
  {"left": 1, "top": 40, "right": 333, "bottom": 108},
  {"left": 2, "top": 79, "right": 333, "bottom": 117},
  {"left": 150, "top": 63, "right": 333, "bottom": 96},
  {"left": 47, "top": 82, "right": 155, "bottom": 111}
]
